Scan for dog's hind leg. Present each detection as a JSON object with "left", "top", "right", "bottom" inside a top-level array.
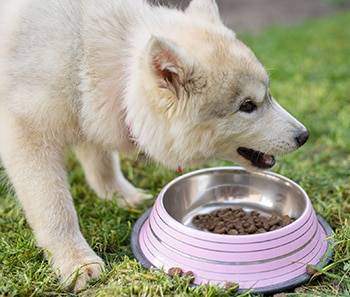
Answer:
[
  {"left": 75, "top": 143, "right": 152, "bottom": 206},
  {"left": 0, "top": 121, "right": 104, "bottom": 292}
]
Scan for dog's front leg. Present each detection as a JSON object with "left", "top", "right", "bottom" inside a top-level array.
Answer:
[
  {"left": 75, "top": 143, "right": 151, "bottom": 206},
  {"left": 0, "top": 129, "right": 104, "bottom": 292},
  {"left": 112, "top": 151, "right": 153, "bottom": 206}
]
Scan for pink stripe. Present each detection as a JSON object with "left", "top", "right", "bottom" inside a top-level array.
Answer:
[
  {"left": 145, "top": 219, "right": 322, "bottom": 268},
  {"left": 150, "top": 206, "right": 317, "bottom": 254},
  {"left": 142, "top": 221, "right": 324, "bottom": 276},
  {"left": 140, "top": 222, "right": 328, "bottom": 288},
  {"left": 154, "top": 201, "right": 315, "bottom": 246}
]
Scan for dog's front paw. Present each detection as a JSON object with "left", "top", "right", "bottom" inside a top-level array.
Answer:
[
  {"left": 119, "top": 189, "right": 153, "bottom": 208},
  {"left": 52, "top": 248, "right": 104, "bottom": 292}
]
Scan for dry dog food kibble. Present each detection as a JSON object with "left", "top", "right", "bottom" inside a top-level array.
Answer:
[
  {"left": 168, "top": 267, "right": 183, "bottom": 277},
  {"left": 192, "top": 207, "right": 295, "bottom": 235},
  {"left": 306, "top": 264, "right": 318, "bottom": 276},
  {"left": 183, "top": 271, "right": 195, "bottom": 283},
  {"left": 168, "top": 268, "right": 195, "bottom": 283}
]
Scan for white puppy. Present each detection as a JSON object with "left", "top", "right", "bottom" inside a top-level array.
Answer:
[{"left": 0, "top": 0, "right": 308, "bottom": 291}]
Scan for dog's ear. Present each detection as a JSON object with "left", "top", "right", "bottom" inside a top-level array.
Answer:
[
  {"left": 186, "top": 0, "right": 221, "bottom": 24},
  {"left": 148, "top": 36, "right": 192, "bottom": 98}
]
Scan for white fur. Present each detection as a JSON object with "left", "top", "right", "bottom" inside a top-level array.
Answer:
[{"left": 0, "top": 0, "right": 307, "bottom": 291}]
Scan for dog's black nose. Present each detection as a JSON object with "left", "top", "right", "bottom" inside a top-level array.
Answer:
[{"left": 295, "top": 130, "right": 309, "bottom": 147}]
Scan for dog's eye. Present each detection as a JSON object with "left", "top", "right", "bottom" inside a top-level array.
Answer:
[{"left": 239, "top": 100, "right": 257, "bottom": 113}]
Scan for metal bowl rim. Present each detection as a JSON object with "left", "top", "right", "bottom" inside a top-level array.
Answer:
[{"left": 157, "top": 167, "right": 311, "bottom": 239}]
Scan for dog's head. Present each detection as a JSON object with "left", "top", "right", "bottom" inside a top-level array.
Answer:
[{"left": 126, "top": 0, "right": 308, "bottom": 170}]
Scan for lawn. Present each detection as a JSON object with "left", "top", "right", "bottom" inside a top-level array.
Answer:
[{"left": 1, "top": 12, "right": 350, "bottom": 297}]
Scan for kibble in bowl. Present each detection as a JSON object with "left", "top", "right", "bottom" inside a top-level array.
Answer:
[{"left": 192, "top": 207, "right": 295, "bottom": 235}]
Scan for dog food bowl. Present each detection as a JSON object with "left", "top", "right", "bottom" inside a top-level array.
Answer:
[{"left": 132, "top": 167, "right": 333, "bottom": 294}]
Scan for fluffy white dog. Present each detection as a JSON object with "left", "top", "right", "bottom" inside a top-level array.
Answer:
[{"left": 0, "top": 0, "right": 308, "bottom": 291}]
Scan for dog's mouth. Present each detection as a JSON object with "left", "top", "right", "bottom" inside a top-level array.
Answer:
[{"left": 237, "top": 147, "right": 276, "bottom": 169}]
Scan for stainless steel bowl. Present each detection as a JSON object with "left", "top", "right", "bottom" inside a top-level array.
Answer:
[
  {"left": 162, "top": 168, "right": 307, "bottom": 228},
  {"left": 132, "top": 167, "right": 333, "bottom": 294}
]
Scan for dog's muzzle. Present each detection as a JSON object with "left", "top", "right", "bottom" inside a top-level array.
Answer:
[{"left": 237, "top": 147, "right": 276, "bottom": 169}]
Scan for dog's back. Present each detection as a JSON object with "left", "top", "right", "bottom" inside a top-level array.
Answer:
[{"left": 0, "top": 0, "right": 83, "bottom": 128}]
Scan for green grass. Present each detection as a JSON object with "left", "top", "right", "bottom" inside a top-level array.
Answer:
[{"left": 1, "top": 12, "right": 350, "bottom": 297}]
